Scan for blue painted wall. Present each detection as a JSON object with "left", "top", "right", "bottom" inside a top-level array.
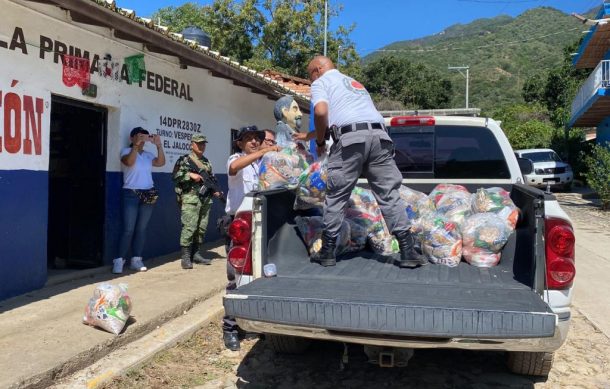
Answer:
[
  {"left": 0, "top": 170, "right": 48, "bottom": 301},
  {"left": 0, "top": 170, "right": 227, "bottom": 301}
]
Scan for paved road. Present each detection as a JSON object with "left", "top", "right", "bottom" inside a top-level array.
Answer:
[{"left": 554, "top": 192, "right": 610, "bottom": 338}]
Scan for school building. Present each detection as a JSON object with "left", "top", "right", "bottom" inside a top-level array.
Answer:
[{"left": 0, "top": 0, "right": 311, "bottom": 300}]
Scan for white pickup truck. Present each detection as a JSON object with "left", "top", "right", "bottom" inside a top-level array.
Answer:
[{"left": 223, "top": 116, "right": 576, "bottom": 377}]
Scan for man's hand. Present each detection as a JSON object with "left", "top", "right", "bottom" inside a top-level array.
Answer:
[
  {"left": 292, "top": 131, "right": 315, "bottom": 142},
  {"left": 189, "top": 172, "right": 202, "bottom": 182},
  {"left": 213, "top": 191, "right": 223, "bottom": 198}
]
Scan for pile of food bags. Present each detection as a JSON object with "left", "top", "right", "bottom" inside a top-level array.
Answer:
[
  {"left": 290, "top": 167, "right": 519, "bottom": 268},
  {"left": 83, "top": 283, "right": 132, "bottom": 335}
]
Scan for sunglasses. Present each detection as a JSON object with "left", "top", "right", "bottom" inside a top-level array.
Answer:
[{"left": 264, "top": 138, "right": 277, "bottom": 145}]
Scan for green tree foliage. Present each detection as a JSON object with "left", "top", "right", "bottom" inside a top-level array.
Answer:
[
  {"left": 583, "top": 143, "right": 610, "bottom": 209},
  {"left": 506, "top": 120, "right": 555, "bottom": 150},
  {"left": 361, "top": 56, "right": 453, "bottom": 110},
  {"left": 152, "top": 0, "right": 359, "bottom": 77}
]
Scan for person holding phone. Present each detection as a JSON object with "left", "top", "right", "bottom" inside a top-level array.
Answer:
[{"left": 112, "top": 127, "right": 166, "bottom": 274}]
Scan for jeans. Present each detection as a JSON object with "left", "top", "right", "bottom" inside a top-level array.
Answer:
[{"left": 118, "top": 189, "right": 154, "bottom": 258}]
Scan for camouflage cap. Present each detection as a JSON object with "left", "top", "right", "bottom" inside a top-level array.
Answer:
[{"left": 191, "top": 134, "right": 207, "bottom": 143}]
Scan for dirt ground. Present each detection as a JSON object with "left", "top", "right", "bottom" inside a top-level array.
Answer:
[{"left": 102, "top": 307, "right": 609, "bottom": 389}]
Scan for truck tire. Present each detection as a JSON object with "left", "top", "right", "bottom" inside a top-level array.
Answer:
[
  {"left": 266, "top": 334, "right": 311, "bottom": 354},
  {"left": 506, "top": 351, "right": 554, "bottom": 376}
]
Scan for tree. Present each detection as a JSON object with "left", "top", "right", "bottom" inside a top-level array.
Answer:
[
  {"left": 152, "top": 0, "right": 359, "bottom": 77},
  {"left": 505, "top": 120, "right": 555, "bottom": 150},
  {"left": 583, "top": 143, "right": 610, "bottom": 210},
  {"left": 361, "top": 56, "right": 453, "bottom": 110}
]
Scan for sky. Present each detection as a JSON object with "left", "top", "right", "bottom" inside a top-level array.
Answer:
[{"left": 117, "top": 0, "right": 601, "bottom": 55}]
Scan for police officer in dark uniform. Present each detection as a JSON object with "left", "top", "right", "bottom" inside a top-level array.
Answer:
[{"left": 301, "top": 55, "right": 426, "bottom": 268}]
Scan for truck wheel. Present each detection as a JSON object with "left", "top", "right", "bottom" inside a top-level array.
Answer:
[
  {"left": 266, "top": 334, "right": 311, "bottom": 354},
  {"left": 506, "top": 351, "right": 554, "bottom": 377}
]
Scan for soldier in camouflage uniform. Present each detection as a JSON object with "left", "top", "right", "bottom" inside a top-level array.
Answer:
[{"left": 172, "top": 134, "right": 222, "bottom": 269}]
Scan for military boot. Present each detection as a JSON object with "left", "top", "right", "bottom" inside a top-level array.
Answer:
[
  {"left": 181, "top": 246, "right": 193, "bottom": 269},
  {"left": 312, "top": 231, "right": 337, "bottom": 267},
  {"left": 191, "top": 243, "right": 212, "bottom": 265},
  {"left": 395, "top": 230, "right": 428, "bottom": 268}
]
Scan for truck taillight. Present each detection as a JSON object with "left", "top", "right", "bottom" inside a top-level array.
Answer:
[
  {"left": 389, "top": 116, "right": 435, "bottom": 127},
  {"left": 228, "top": 212, "right": 252, "bottom": 245},
  {"left": 228, "top": 245, "right": 252, "bottom": 275},
  {"left": 545, "top": 217, "right": 576, "bottom": 290},
  {"left": 227, "top": 211, "right": 253, "bottom": 275}
]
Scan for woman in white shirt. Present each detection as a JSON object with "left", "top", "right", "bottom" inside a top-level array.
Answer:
[{"left": 112, "top": 127, "right": 166, "bottom": 274}]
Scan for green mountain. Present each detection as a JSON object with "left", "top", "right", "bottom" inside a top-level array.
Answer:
[{"left": 364, "top": 7, "right": 590, "bottom": 112}]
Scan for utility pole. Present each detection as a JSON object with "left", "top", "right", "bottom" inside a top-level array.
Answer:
[
  {"left": 448, "top": 65, "right": 470, "bottom": 109},
  {"left": 323, "top": 0, "right": 328, "bottom": 56}
]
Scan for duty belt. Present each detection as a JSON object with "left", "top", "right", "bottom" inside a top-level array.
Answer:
[{"left": 339, "top": 122, "right": 385, "bottom": 135}]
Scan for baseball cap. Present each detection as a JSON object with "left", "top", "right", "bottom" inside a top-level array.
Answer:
[
  {"left": 191, "top": 134, "right": 208, "bottom": 143},
  {"left": 235, "top": 125, "right": 265, "bottom": 142},
  {"left": 130, "top": 127, "right": 149, "bottom": 137}
]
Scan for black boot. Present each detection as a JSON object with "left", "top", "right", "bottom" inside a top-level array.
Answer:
[
  {"left": 223, "top": 331, "right": 240, "bottom": 351},
  {"left": 312, "top": 231, "right": 336, "bottom": 267},
  {"left": 181, "top": 246, "right": 193, "bottom": 269},
  {"left": 191, "top": 243, "right": 211, "bottom": 265},
  {"left": 395, "top": 230, "right": 428, "bottom": 268}
]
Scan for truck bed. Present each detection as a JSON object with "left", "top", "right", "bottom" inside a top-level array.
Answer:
[{"left": 224, "top": 185, "right": 555, "bottom": 339}]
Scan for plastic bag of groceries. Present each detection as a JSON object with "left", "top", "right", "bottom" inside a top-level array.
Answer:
[
  {"left": 295, "top": 216, "right": 361, "bottom": 258},
  {"left": 471, "top": 187, "right": 519, "bottom": 230},
  {"left": 461, "top": 213, "right": 513, "bottom": 267},
  {"left": 259, "top": 146, "right": 308, "bottom": 190},
  {"left": 345, "top": 187, "right": 399, "bottom": 255},
  {"left": 345, "top": 187, "right": 385, "bottom": 233},
  {"left": 428, "top": 184, "right": 472, "bottom": 226},
  {"left": 294, "top": 157, "right": 327, "bottom": 210},
  {"left": 83, "top": 283, "right": 132, "bottom": 335},
  {"left": 398, "top": 185, "right": 435, "bottom": 232},
  {"left": 419, "top": 212, "right": 463, "bottom": 267},
  {"left": 368, "top": 228, "right": 400, "bottom": 256}
]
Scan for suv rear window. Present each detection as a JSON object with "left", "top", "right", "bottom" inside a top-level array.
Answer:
[{"left": 388, "top": 125, "right": 510, "bottom": 179}]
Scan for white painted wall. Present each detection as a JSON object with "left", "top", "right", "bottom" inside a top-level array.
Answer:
[{"left": 1, "top": 0, "right": 308, "bottom": 174}]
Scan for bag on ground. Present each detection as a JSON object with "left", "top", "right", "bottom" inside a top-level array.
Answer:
[{"left": 83, "top": 283, "right": 132, "bottom": 335}]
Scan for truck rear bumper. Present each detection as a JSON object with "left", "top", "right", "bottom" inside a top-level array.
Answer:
[{"left": 236, "top": 317, "right": 569, "bottom": 352}]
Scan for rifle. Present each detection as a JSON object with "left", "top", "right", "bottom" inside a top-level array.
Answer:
[{"left": 187, "top": 157, "right": 227, "bottom": 204}]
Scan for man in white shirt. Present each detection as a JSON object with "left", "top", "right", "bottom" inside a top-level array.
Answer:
[{"left": 302, "top": 55, "right": 427, "bottom": 269}]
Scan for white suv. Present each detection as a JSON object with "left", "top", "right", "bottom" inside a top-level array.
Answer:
[{"left": 515, "top": 148, "right": 573, "bottom": 191}]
